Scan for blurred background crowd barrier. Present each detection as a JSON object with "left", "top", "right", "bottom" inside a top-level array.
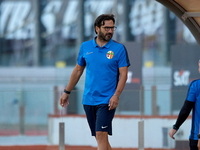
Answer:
[{"left": 0, "top": 0, "right": 199, "bottom": 149}]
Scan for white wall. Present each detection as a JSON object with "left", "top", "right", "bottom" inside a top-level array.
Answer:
[{"left": 48, "top": 115, "right": 191, "bottom": 149}]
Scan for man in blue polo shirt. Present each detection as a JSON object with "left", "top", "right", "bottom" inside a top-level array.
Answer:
[
  {"left": 60, "top": 14, "right": 130, "bottom": 150},
  {"left": 169, "top": 60, "right": 200, "bottom": 150}
]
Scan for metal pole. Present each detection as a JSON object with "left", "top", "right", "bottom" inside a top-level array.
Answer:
[
  {"left": 121, "top": 0, "right": 130, "bottom": 42},
  {"left": 54, "top": 86, "right": 59, "bottom": 115},
  {"left": 59, "top": 122, "right": 65, "bottom": 150},
  {"left": 33, "top": 0, "right": 42, "bottom": 66},
  {"left": 139, "top": 85, "right": 144, "bottom": 149},
  {"left": 140, "top": 85, "right": 144, "bottom": 117},
  {"left": 76, "top": 0, "right": 85, "bottom": 52},
  {"left": 112, "top": 0, "right": 118, "bottom": 41},
  {"left": 76, "top": 0, "right": 85, "bottom": 114},
  {"left": 170, "top": 87, "right": 173, "bottom": 115},
  {"left": 18, "top": 89, "right": 25, "bottom": 135},
  {"left": 138, "top": 120, "right": 144, "bottom": 150},
  {"left": 0, "top": 0, "right": 3, "bottom": 65},
  {"left": 152, "top": 85, "right": 158, "bottom": 115}
]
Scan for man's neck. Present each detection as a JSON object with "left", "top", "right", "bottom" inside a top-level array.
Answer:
[{"left": 95, "top": 37, "right": 109, "bottom": 47}]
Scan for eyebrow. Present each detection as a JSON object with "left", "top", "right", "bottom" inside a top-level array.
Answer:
[{"left": 102, "top": 26, "right": 115, "bottom": 28}]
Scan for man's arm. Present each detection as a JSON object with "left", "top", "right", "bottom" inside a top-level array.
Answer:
[
  {"left": 115, "top": 66, "right": 128, "bottom": 97},
  {"left": 60, "top": 64, "right": 85, "bottom": 107},
  {"left": 174, "top": 100, "right": 195, "bottom": 130},
  {"left": 108, "top": 66, "right": 128, "bottom": 110},
  {"left": 65, "top": 64, "right": 85, "bottom": 91},
  {"left": 169, "top": 100, "right": 194, "bottom": 139}
]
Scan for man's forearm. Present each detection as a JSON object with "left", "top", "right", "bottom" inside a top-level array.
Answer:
[
  {"left": 174, "top": 100, "right": 194, "bottom": 130},
  {"left": 115, "top": 76, "right": 127, "bottom": 97},
  {"left": 65, "top": 65, "right": 85, "bottom": 91},
  {"left": 114, "top": 67, "right": 128, "bottom": 97}
]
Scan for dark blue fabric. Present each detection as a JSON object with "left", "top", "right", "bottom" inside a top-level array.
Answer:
[
  {"left": 189, "top": 139, "right": 198, "bottom": 150},
  {"left": 83, "top": 104, "right": 116, "bottom": 136}
]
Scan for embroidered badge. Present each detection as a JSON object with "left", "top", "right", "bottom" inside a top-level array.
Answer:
[{"left": 106, "top": 51, "right": 114, "bottom": 59}]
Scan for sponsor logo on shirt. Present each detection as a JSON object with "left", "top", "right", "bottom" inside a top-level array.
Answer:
[
  {"left": 106, "top": 51, "right": 114, "bottom": 59},
  {"left": 86, "top": 52, "right": 93, "bottom": 55}
]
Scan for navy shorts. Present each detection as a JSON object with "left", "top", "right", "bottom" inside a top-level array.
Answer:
[
  {"left": 190, "top": 139, "right": 198, "bottom": 150},
  {"left": 83, "top": 104, "right": 116, "bottom": 136}
]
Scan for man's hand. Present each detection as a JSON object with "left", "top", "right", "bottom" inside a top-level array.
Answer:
[
  {"left": 169, "top": 128, "right": 177, "bottom": 139},
  {"left": 108, "top": 95, "right": 119, "bottom": 110},
  {"left": 198, "top": 139, "right": 200, "bottom": 150},
  {"left": 59, "top": 93, "right": 69, "bottom": 107}
]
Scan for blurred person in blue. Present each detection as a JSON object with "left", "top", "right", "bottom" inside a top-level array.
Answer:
[
  {"left": 169, "top": 60, "right": 200, "bottom": 150},
  {"left": 60, "top": 14, "right": 130, "bottom": 150}
]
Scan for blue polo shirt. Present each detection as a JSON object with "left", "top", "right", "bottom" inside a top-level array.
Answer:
[
  {"left": 77, "top": 37, "right": 130, "bottom": 105},
  {"left": 186, "top": 79, "right": 200, "bottom": 140}
]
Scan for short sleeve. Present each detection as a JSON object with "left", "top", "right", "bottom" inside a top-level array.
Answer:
[
  {"left": 118, "top": 45, "right": 130, "bottom": 68},
  {"left": 77, "top": 44, "right": 86, "bottom": 66},
  {"left": 186, "top": 82, "right": 196, "bottom": 102}
]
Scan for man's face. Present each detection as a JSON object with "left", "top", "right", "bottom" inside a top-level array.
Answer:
[
  {"left": 96, "top": 20, "right": 115, "bottom": 41},
  {"left": 198, "top": 60, "right": 200, "bottom": 74}
]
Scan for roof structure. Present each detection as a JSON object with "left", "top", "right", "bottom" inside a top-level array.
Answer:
[{"left": 156, "top": 0, "right": 200, "bottom": 45}]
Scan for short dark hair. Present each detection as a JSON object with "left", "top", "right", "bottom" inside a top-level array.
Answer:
[{"left": 94, "top": 14, "right": 115, "bottom": 34}]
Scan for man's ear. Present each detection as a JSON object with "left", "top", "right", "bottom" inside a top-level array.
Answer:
[{"left": 95, "top": 26, "right": 99, "bottom": 34}]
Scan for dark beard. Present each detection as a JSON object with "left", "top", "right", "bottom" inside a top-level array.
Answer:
[{"left": 99, "top": 30, "right": 113, "bottom": 41}]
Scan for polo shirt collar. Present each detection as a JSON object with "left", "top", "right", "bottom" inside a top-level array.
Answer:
[{"left": 92, "top": 37, "right": 113, "bottom": 49}]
